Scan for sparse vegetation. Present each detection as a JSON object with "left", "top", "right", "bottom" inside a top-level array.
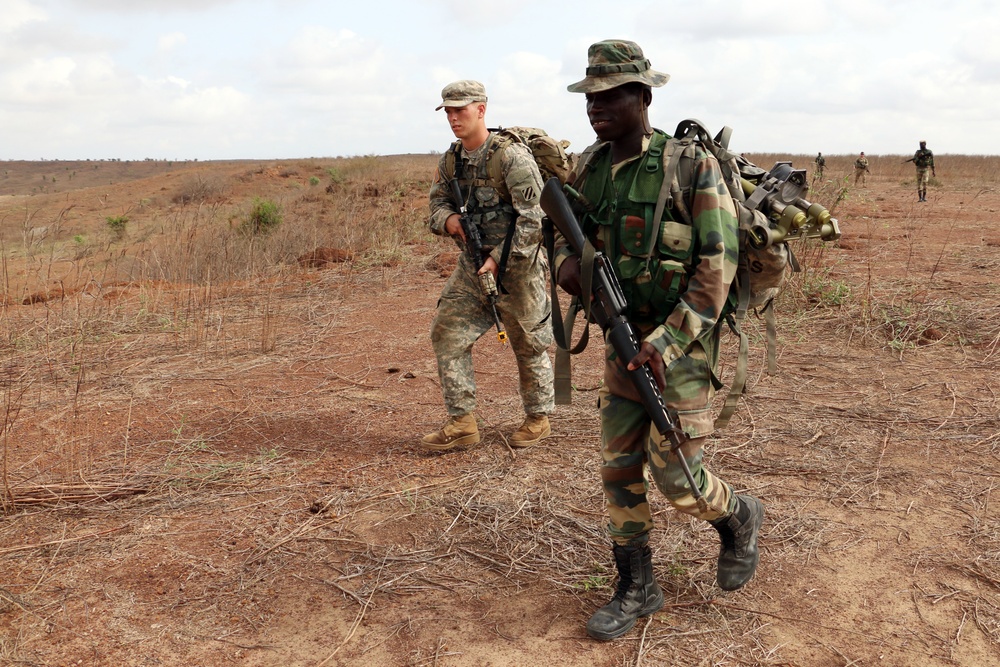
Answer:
[
  {"left": 239, "top": 197, "right": 282, "bottom": 236},
  {"left": 105, "top": 214, "right": 129, "bottom": 238},
  {"left": 1, "top": 154, "right": 998, "bottom": 666}
]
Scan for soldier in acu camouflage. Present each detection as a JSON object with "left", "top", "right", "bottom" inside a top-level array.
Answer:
[
  {"left": 553, "top": 40, "right": 765, "bottom": 642},
  {"left": 422, "top": 80, "right": 555, "bottom": 453}
]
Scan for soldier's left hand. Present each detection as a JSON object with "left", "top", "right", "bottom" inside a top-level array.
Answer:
[
  {"left": 478, "top": 256, "right": 499, "bottom": 279},
  {"left": 628, "top": 342, "right": 666, "bottom": 392}
]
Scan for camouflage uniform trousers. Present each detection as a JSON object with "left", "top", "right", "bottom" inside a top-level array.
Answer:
[
  {"left": 599, "top": 324, "right": 734, "bottom": 545},
  {"left": 916, "top": 166, "right": 931, "bottom": 189},
  {"left": 431, "top": 252, "right": 555, "bottom": 418},
  {"left": 853, "top": 167, "right": 868, "bottom": 186}
]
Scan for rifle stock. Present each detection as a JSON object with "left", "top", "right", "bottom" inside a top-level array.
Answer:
[
  {"left": 540, "top": 178, "right": 708, "bottom": 512},
  {"left": 449, "top": 179, "right": 507, "bottom": 345}
]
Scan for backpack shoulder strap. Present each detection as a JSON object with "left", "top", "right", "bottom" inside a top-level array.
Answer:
[
  {"left": 485, "top": 129, "right": 519, "bottom": 202},
  {"left": 444, "top": 140, "right": 463, "bottom": 181},
  {"left": 569, "top": 139, "right": 608, "bottom": 190}
]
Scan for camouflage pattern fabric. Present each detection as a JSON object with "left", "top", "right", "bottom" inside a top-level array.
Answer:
[
  {"left": 599, "top": 330, "right": 733, "bottom": 541},
  {"left": 428, "top": 134, "right": 555, "bottom": 418},
  {"left": 914, "top": 147, "right": 934, "bottom": 189},
  {"left": 814, "top": 153, "right": 825, "bottom": 178},
  {"left": 913, "top": 147, "right": 934, "bottom": 169},
  {"left": 916, "top": 166, "right": 931, "bottom": 188},
  {"left": 555, "top": 130, "right": 739, "bottom": 543}
]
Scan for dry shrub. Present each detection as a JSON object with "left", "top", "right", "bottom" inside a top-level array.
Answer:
[
  {"left": 172, "top": 175, "right": 226, "bottom": 205},
  {"left": 296, "top": 247, "right": 354, "bottom": 268}
]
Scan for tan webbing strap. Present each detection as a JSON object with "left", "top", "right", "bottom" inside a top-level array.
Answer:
[
  {"left": 714, "top": 228, "right": 753, "bottom": 429},
  {"left": 554, "top": 345, "right": 573, "bottom": 405},
  {"left": 764, "top": 302, "right": 778, "bottom": 375},
  {"left": 714, "top": 323, "right": 749, "bottom": 430},
  {"left": 650, "top": 138, "right": 692, "bottom": 257},
  {"left": 550, "top": 241, "right": 597, "bottom": 404}
]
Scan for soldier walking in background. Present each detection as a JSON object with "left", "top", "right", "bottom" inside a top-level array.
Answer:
[
  {"left": 853, "top": 152, "right": 869, "bottom": 186},
  {"left": 553, "top": 40, "right": 764, "bottom": 642},
  {"left": 814, "top": 152, "right": 825, "bottom": 180},
  {"left": 422, "top": 80, "right": 555, "bottom": 452},
  {"left": 906, "top": 140, "right": 936, "bottom": 202}
]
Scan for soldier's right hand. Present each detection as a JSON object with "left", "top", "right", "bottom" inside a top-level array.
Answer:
[
  {"left": 556, "top": 254, "right": 582, "bottom": 296},
  {"left": 445, "top": 213, "right": 466, "bottom": 240}
]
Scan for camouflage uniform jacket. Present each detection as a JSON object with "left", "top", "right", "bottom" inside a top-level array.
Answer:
[
  {"left": 855, "top": 155, "right": 869, "bottom": 169},
  {"left": 429, "top": 133, "right": 545, "bottom": 268},
  {"left": 554, "top": 130, "right": 739, "bottom": 364},
  {"left": 913, "top": 148, "right": 934, "bottom": 169}
]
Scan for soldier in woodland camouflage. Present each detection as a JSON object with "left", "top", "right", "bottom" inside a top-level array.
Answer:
[
  {"left": 814, "top": 152, "right": 825, "bottom": 180},
  {"left": 909, "top": 140, "right": 935, "bottom": 202},
  {"left": 553, "top": 40, "right": 764, "bottom": 642},
  {"left": 423, "top": 80, "right": 555, "bottom": 452},
  {"left": 854, "top": 151, "right": 869, "bottom": 186}
]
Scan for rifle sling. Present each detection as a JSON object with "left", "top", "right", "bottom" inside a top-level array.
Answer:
[{"left": 547, "top": 226, "right": 598, "bottom": 405}]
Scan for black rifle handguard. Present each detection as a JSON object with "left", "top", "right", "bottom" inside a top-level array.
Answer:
[{"left": 449, "top": 178, "right": 507, "bottom": 345}]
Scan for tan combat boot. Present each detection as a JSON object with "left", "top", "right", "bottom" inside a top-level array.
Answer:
[
  {"left": 420, "top": 414, "right": 480, "bottom": 451},
  {"left": 509, "top": 414, "right": 551, "bottom": 448}
]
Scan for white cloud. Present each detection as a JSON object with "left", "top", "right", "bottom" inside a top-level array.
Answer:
[
  {"left": 64, "top": 0, "right": 242, "bottom": 12},
  {"left": 266, "top": 27, "right": 390, "bottom": 96},
  {"left": 157, "top": 31, "right": 187, "bottom": 53},
  {"left": 0, "top": 0, "right": 46, "bottom": 33},
  {"left": 423, "top": 0, "right": 530, "bottom": 24}
]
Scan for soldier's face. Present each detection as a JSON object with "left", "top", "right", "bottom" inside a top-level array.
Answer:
[
  {"left": 585, "top": 85, "right": 644, "bottom": 142},
  {"left": 445, "top": 103, "right": 485, "bottom": 141}
]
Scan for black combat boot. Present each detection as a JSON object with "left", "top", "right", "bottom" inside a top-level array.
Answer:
[
  {"left": 586, "top": 542, "right": 664, "bottom": 641},
  {"left": 711, "top": 494, "right": 764, "bottom": 591}
]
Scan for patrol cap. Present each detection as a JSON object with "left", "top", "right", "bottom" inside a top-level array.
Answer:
[
  {"left": 567, "top": 40, "right": 670, "bottom": 94},
  {"left": 435, "top": 80, "right": 488, "bottom": 110}
]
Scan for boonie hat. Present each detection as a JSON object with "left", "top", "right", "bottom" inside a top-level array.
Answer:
[
  {"left": 567, "top": 40, "right": 670, "bottom": 94},
  {"left": 435, "top": 80, "right": 488, "bottom": 110}
]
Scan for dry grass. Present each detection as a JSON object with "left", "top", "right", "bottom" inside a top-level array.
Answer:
[{"left": 1, "top": 154, "right": 999, "bottom": 665}]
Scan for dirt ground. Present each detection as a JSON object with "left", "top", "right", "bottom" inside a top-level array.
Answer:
[{"left": 1, "top": 155, "right": 999, "bottom": 666}]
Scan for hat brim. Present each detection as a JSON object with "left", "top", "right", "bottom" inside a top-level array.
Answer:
[
  {"left": 567, "top": 70, "right": 670, "bottom": 94},
  {"left": 435, "top": 98, "right": 485, "bottom": 111}
]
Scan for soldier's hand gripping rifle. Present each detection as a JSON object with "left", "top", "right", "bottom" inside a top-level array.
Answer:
[
  {"left": 449, "top": 178, "right": 507, "bottom": 345},
  {"left": 540, "top": 177, "right": 709, "bottom": 513},
  {"left": 739, "top": 161, "right": 842, "bottom": 249}
]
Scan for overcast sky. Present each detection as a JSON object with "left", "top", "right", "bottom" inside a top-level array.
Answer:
[{"left": 2, "top": 0, "right": 997, "bottom": 160}]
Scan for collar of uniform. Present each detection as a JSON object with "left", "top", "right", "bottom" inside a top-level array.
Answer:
[
  {"left": 460, "top": 133, "right": 494, "bottom": 166},
  {"left": 610, "top": 133, "right": 653, "bottom": 178}
]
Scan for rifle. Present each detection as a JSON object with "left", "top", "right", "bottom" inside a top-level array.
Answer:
[
  {"left": 903, "top": 157, "right": 916, "bottom": 164},
  {"left": 539, "top": 177, "right": 708, "bottom": 512},
  {"left": 449, "top": 178, "right": 507, "bottom": 345}
]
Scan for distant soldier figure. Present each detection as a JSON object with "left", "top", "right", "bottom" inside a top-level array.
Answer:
[
  {"left": 814, "top": 152, "right": 825, "bottom": 180},
  {"left": 905, "top": 140, "right": 935, "bottom": 202},
  {"left": 853, "top": 152, "right": 869, "bottom": 187}
]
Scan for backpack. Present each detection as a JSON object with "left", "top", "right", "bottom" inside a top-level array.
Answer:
[
  {"left": 444, "top": 126, "right": 574, "bottom": 201},
  {"left": 663, "top": 119, "right": 796, "bottom": 428},
  {"left": 555, "top": 119, "right": 838, "bottom": 428}
]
